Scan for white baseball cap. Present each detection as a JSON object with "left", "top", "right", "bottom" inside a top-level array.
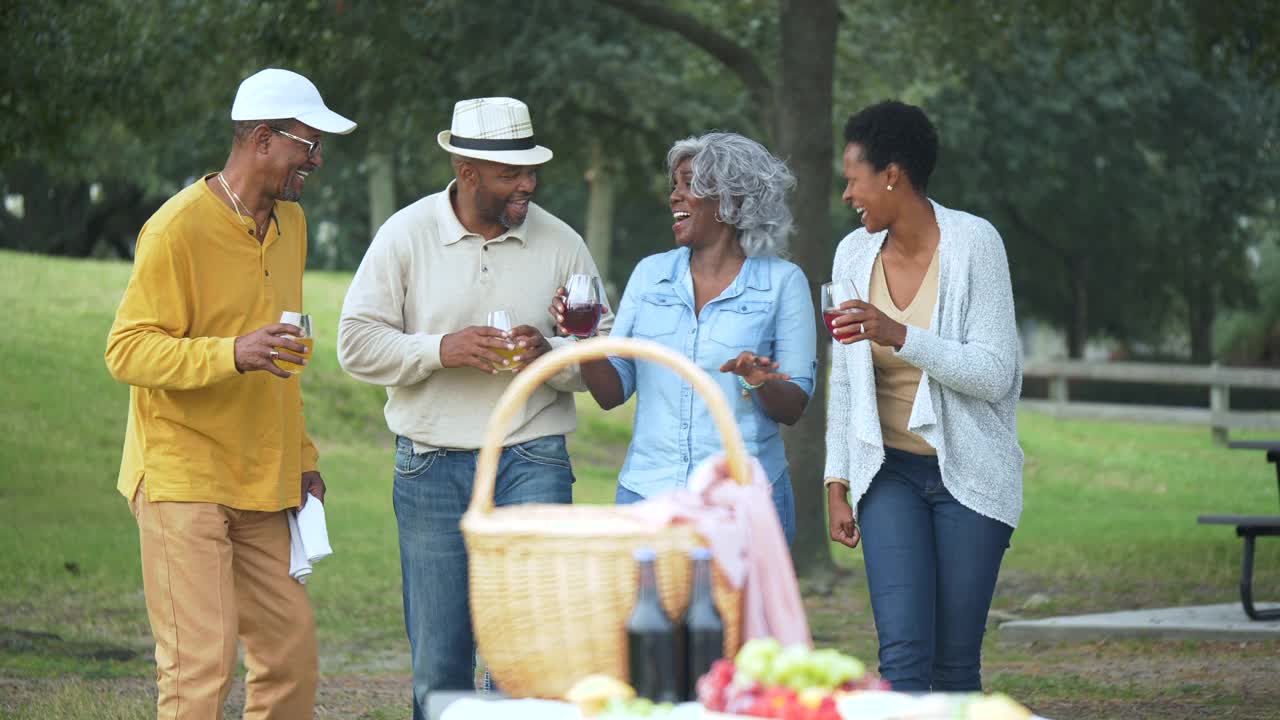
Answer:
[{"left": 230, "top": 68, "right": 356, "bottom": 135}]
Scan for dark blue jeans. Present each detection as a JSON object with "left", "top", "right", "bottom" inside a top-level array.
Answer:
[
  {"left": 614, "top": 469, "right": 797, "bottom": 547},
  {"left": 857, "top": 448, "right": 1013, "bottom": 692},
  {"left": 393, "top": 434, "right": 574, "bottom": 720}
]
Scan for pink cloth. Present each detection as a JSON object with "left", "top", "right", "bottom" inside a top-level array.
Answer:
[{"left": 623, "top": 454, "right": 811, "bottom": 648}]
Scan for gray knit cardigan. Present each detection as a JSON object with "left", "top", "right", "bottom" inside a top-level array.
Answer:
[{"left": 824, "top": 200, "right": 1024, "bottom": 528}]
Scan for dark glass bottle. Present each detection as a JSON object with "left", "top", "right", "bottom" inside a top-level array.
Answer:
[
  {"left": 626, "top": 547, "right": 679, "bottom": 703},
  {"left": 682, "top": 547, "right": 724, "bottom": 700}
]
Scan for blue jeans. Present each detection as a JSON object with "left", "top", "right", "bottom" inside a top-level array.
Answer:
[
  {"left": 857, "top": 448, "right": 1013, "bottom": 692},
  {"left": 615, "top": 470, "right": 797, "bottom": 547},
  {"left": 393, "top": 435, "right": 574, "bottom": 720}
]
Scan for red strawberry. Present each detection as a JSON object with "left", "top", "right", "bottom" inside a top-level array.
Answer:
[
  {"left": 779, "top": 696, "right": 810, "bottom": 720},
  {"left": 724, "top": 683, "right": 763, "bottom": 716},
  {"left": 745, "top": 695, "right": 779, "bottom": 718},
  {"left": 709, "top": 658, "right": 736, "bottom": 683},
  {"left": 696, "top": 673, "right": 726, "bottom": 712},
  {"left": 814, "top": 695, "right": 840, "bottom": 720}
]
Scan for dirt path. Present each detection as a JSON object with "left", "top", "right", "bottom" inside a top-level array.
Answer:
[
  {"left": 5, "top": 642, "right": 1279, "bottom": 720},
  {"left": 5, "top": 568, "right": 1279, "bottom": 719}
]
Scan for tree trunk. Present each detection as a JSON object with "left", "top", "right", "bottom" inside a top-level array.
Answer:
[
  {"left": 1188, "top": 278, "right": 1215, "bottom": 364},
  {"left": 31, "top": 178, "right": 91, "bottom": 257},
  {"left": 1066, "top": 256, "right": 1089, "bottom": 359},
  {"left": 82, "top": 183, "right": 145, "bottom": 259},
  {"left": 594, "top": 0, "right": 840, "bottom": 576},
  {"left": 777, "top": 0, "right": 838, "bottom": 576},
  {"left": 366, "top": 150, "right": 396, "bottom": 242},
  {"left": 584, "top": 140, "right": 616, "bottom": 295}
]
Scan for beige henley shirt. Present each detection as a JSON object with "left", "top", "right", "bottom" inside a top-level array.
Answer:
[{"left": 337, "top": 182, "right": 612, "bottom": 451}]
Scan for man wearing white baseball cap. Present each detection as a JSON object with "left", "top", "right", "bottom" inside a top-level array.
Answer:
[
  {"left": 106, "top": 68, "right": 354, "bottom": 719},
  {"left": 338, "top": 97, "right": 611, "bottom": 715}
]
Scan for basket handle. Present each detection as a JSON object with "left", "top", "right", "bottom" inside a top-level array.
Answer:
[{"left": 468, "top": 336, "right": 752, "bottom": 515}]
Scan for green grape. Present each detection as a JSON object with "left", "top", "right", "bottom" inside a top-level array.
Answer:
[
  {"left": 804, "top": 648, "right": 860, "bottom": 687},
  {"left": 837, "top": 656, "right": 865, "bottom": 683},
  {"left": 734, "top": 637, "right": 782, "bottom": 682},
  {"left": 771, "top": 645, "right": 812, "bottom": 689},
  {"left": 599, "top": 697, "right": 630, "bottom": 718}
]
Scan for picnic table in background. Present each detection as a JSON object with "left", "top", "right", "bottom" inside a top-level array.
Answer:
[
  {"left": 1197, "top": 440, "right": 1280, "bottom": 621},
  {"left": 1225, "top": 440, "right": 1280, "bottom": 503}
]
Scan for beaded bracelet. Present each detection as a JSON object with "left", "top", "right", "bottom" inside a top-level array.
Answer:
[{"left": 737, "top": 374, "right": 765, "bottom": 398}]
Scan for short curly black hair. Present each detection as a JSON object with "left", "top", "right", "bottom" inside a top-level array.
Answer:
[{"left": 843, "top": 100, "right": 939, "bottom": 193}]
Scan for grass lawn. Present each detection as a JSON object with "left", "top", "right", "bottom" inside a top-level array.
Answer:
[{"left": 1, "top": 250, "right": 1277, "bottom": 719}]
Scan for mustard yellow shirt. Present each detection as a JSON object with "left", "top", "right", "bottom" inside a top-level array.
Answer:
[
  {"left": 869, "top": 249, "right": 940, "bottom": 456},
  {"left": 105, "top": 175, "right": 319, "bottom": 511}
]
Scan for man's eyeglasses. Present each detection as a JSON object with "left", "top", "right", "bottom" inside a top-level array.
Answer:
[{"left": 270, "top": 127, "right": 321, "bottom": 160}]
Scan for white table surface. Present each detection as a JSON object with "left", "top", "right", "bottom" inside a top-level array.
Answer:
[{"left": 431, "top": 692, "right": 1052, "bottom": 720}]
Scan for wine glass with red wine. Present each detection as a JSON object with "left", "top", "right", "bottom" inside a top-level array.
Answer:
[
  {"left": 820, "top": 279, "right": 861, "bottom": 340},
  {"left": 563, "top": 274, "right": 607, "bottom": 338}
]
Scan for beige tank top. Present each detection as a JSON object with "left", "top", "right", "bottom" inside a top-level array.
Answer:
[{"left": 869, "top": 248, "right": 940, "bottom": 456}]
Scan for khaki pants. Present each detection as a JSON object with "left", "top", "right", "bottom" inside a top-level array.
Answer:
[{"left": 132, "top": 486, "right": 318, "bottom": 719}]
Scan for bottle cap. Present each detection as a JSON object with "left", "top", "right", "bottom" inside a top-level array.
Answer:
[
  {"left": 633, "top": 547, "right": 657, "bottom": 562},
  {"left": 690, "top": 547, "right": 712, "bottom": 561}
]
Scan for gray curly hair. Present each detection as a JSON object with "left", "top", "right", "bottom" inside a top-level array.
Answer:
[{"left": 666, "top": 132, "right": 796, "bottom": 257}]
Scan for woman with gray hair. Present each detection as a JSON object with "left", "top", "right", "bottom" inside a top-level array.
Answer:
[{"left": 551, "top": 132, "right": 817, "bottom": 542}]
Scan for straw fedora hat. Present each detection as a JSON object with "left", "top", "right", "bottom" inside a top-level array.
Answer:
[{"left": 437, "top": 97, "right": 553, "bottom": 166}]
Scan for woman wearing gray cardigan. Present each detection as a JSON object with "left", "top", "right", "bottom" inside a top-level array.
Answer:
[{"left": 823, "top": 101, "right": 1023, "bottom": 692}]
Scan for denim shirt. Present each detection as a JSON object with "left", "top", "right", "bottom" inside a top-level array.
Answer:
[{"left": 609, "top": 247, "right": 817, "bottom": 497}]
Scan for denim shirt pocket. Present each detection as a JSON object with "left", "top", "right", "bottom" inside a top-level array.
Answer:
[
  {"left": 633, "top": 291, "right": 685, "bottom": 338},
  {"left": 708, "top": 299, "right": 773, "bottom": 352}
]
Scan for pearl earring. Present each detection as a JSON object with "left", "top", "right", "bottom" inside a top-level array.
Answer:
[{"left": 886, "top": 184, "right": 894, "bottom": 191}]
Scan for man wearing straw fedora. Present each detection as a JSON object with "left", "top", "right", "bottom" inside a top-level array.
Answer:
[
  {"left": 337, "top": 97, "right": 612, "bottom": 716},
  {"left": 106, "top": 68, "right": 355, "bottom": 719}
]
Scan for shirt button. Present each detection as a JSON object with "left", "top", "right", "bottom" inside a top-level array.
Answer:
[
  {"left": 482, "top": 266, "right": 488, "bottom": 272},
  {"left": 483, "top": 246, "right": 489, "bottom": 251}
]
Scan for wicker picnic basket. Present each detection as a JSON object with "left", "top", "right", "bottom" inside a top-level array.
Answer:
[{"left": 461, "top": 337, "right": 750, "bottom": 698}]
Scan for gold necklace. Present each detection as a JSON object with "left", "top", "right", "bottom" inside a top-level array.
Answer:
[{"left": 216, "top": 172, "right": 260, "bottom": 237}]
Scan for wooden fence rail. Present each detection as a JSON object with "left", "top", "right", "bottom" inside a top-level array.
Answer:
[{"left": 1020, "top": 361, "right": 1280, "bottom": 443}]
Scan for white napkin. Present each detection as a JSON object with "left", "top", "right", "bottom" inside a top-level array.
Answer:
[
  {"left": 297, "top": 495, "right": 333, "bottom": 562},
  {"left": 287, "top": 496, "right": 332, "bottom": 584},
  {"left": 287, "top": 510, "right": 312, "bottom": 584}
]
